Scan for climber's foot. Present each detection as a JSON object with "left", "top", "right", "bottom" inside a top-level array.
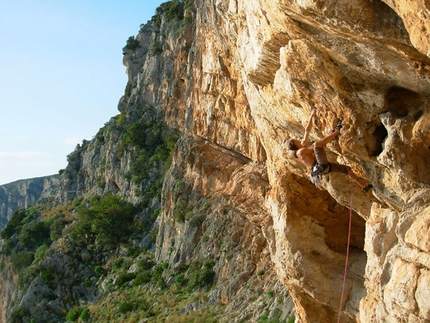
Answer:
[
  {"left": 362, "top": 184, "right": 373, "bottom": 192},
  {"left": 335, "top": 119, "right": 342, "bottom": 131}
]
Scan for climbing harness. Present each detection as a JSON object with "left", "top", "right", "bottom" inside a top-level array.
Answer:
[
  {"left": 310, "top": 166, "right": 322, "bottom": 187},
  {"left": 310, "top": 163, "right": 330, "bottom": 187},
  {"left": 337, "top": 179, "right": 354, "bottom": 323}
]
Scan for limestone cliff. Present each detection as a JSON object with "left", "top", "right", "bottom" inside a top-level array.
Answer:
[
  {"left": 151, "top": 0, "right": 430, "bottom": 321},
  {"left": 149, "top": 0, "right": 430, "bottom": 321},
  {"left": 2, "top": 0, "right": 430, "bottom": 322}
]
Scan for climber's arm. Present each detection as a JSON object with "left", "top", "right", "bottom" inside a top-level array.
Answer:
[{"left": 300, "top": 108, "right": 316, "bottom": 148}]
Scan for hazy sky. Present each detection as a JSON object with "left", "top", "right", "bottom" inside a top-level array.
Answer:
[{"left": 0, "top": 1, "right": 163, "bottom": 185}]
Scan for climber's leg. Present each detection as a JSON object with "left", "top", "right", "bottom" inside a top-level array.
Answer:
[
  {"left": 314, "top": 130, "right": 341, "bottom": 148},
  {"left": 329, "top": 163, "right": 349, "bottom": 175},
  {"left": 330, "top": 163, "right": 372, "bottom": 191}
]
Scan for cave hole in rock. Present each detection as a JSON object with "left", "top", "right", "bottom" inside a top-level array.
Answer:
[
  {"left": 371, "top": 123, "right": 388, "bottom": 157},
  {"left": 369, "top": 86, "right": 424, "bottom": 157},
  {"left": 412, "top": 109, "right": 424, "bottom": 122},
  {"left": 384, "top": 86, "right": 423, "bottom": 118},
  {"left": 367, "top": 0, "right": 409, "bottom": 38}
]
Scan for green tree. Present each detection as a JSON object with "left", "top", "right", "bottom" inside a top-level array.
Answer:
[
  {"left": 123, "top": 36, "right": 140, "bottom": 51},
  {"left": 70, "top": 194, "right": 136, "bottom": 248},
  {"left": 18, "top": 220, "right": 50, "bottom": 250}
]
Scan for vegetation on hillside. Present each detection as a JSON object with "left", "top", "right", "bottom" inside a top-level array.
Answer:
[
  {"left": 1, "top": 103, "right": 180, "bottom": 322},
  {"left": 0, "top": 195, "right": 220, "bottom": 322},
  {"left": 1, "top": 206, "right": 60, "bottom": 271},
  {"left": 150, "top": 0, "right": 194, "bottom": 29},
  {"left": 115, "top": 105, "right": 179, "bottom": 203}
]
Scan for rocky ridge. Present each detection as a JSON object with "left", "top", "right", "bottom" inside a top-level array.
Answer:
[
  {"left": 1, "top": 0, "right": 430, "bottom": 322},
  {"left": 0, "top": 176, "right": 59, "bottom": 231}
]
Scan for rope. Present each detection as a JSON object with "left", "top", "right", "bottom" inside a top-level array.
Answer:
[{"left": 337, "top": 179, "right": 354, "bottom": 323}]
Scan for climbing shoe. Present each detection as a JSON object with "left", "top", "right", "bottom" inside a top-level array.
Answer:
[
  {"left": 362, "top": 184, "right": 373, "bottom": 192},
  {"left": 335, "top": 119, "right": 343, "bottom": 131}
]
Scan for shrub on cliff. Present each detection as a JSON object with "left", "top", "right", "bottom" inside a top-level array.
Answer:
[
  {"left": 154, "top": 0, "right": 184, "bottom": 24},
  {"left": 66, "top": 308, "right": 78, "bottom": 322},
  {"left": 70, "top": 194, "right": 136, "bottom": 249},
  {"left": 0, "top": 209, "right": 26, "bottom": 240},
  {"left": 164, "top": 0, "right": 184, "bottom": 21},
  {"left": 116, "top": 272, "right": 137, "bottom": 287},
  {"left": 149, "top": 0, "right": 194, "bottom": 30},
  {"left": 49, "top": 216, "right": 67, "bottom": 241},
  {"left": 10, "top": 307, "right": 30, "bottom": 323},
  {"left": 10, "top": 251, "right": 34, "bottom": 271},
  {"left": 187, "top": 259, "right": 215, "bottom": 290},
  {"left": 150, "top": 41, "right": 163, "bottom": 56},
  {"left": 123, "top": 36, "right": 140, "bottom": 51},
  {"left": 18, "top": 220, "right": 50, "bottom": 250},
  {"left": 1, "top": 207, "right": 52, "bottom": 262},
  {"left": 80, "top": 308, "right": 90, "bottom": 321}
]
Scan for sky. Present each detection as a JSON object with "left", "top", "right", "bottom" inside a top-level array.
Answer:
[{"left": 0, "top": 0, "right": 163, "bottom": 185}]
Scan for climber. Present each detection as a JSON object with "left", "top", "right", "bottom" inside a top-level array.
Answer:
[{"left": 286, "top": 108, "right": 372, "bottom": 191}]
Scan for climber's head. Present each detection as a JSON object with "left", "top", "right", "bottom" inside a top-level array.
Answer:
[
  {"left": 287, "top": 139, "right": 300, "bottom": 158},
  {"left": 287, "top": 139, "right": 300, "bottom": 151}
]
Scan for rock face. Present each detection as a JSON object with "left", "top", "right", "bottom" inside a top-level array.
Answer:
[
  {"left": 148, "top": 0, "right": 430, "bottom": 321},
  {"left": 0, "top": 258, "right": 19, "bottom": 323},
  {"left": 2, "top": 0, "right": 430, "bottom": 322},
  {"left": 0, "top": 176, "right": 60, "bottom": 231}
]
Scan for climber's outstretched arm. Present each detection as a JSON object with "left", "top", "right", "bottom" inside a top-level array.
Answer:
[{"left": 300, "top": 108, "right": 316, "bottom": 148}]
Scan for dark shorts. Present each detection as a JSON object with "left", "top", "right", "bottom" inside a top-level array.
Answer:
[{"left": 313, "top": 147, "right": 348, "bottom": 175}]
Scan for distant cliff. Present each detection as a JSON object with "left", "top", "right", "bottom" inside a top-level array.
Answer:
[
  {"left": 0, "top": 176, "right": 59, "bottom": 231},
  {"left": 1, "top": 0, "right": 430, "bottom": 322}
]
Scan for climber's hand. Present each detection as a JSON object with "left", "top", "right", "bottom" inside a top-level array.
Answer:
[{"left": 311, "top": 107, "right": 317, "bottom": 116}]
